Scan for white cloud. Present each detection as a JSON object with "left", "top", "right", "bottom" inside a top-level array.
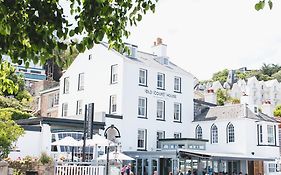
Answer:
[{"left": 126, "top": 0, "right": 281, "bottom": 80}]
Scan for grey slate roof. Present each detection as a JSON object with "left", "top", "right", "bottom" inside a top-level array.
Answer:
[{"left": 194, "top": 104, "right": 277, "bottom": 122}]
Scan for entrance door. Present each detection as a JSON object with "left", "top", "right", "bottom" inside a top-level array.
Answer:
[
  {"left": 160, "top": 158, "right": 172, "bottom": 175},
  {"left": 248, "top": 161, "right": 254, "bottom": 175}
]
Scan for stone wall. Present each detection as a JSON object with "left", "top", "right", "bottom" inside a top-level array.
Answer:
[{"left": 0, "top": 161, "right": 8, "bottom": 175}]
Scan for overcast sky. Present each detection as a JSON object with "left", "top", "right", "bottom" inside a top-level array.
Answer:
[{"left": 125, "top": 0, "right": 281, "bottom": 80}]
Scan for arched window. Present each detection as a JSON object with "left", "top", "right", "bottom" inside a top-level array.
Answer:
[
  {"left": 195, "top": 125, "right": 203, "bottom": 139},
  {"left": 211, "top": 124, "right": 218, "bottom": 144},
  {"left": 227, "top": 123, "right": 235, "bottom": 143}
]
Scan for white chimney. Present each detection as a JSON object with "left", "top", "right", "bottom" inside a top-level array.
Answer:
[
  {"left": 151, "top": 37, "right": 167, "bottom": 58},
  {"left": 204, "top": 89, "right": 217, "bottom": 104},
  {"left": 261, "top": 101, "right": 274, "bottom": 117}
]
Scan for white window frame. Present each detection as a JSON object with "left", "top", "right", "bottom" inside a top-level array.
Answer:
[
  {"left": 62, "top": 103, "right": 68, "bottom": 117},
  {"left": 227, "top": 123, "right": 235, "bottom": 143},
  {"left": 157, "top": 73, "right": 165, "bottom": 89},
  {"left": 111, "top": 65, "right": 118, "bottom": 84},
  {"left": 196, "top": 125, "right": 203, "bottom": 139},
  {"left": 267, "top": 125, "right": 275, "bottom": 145},
  {"left": 174, "top": 132, "right": 182, "bottom": 139},
  {"left": 259, "top": 125, "right": 263, "bottom": 143},
  {"left": 137, "top": 129, "right": 147, "bottom": 150},
  {"left": 156, "top": 131, "right": 165, "bottom": 149},
  {"left": 78, "top": 73, "right": 84, "bottom": 91},
  {"left": 157, "top": 100, "right": 165, "bottom": 120},
  {"left": 211, "top": 124, "right": 218, "bottom": 144},
  {"left": 139, "top": 69, "right": 147, "bottom": 86},
  {"left": 174, "top": 76, "right": 181, "bottom": 92},
  {"left": 63, "top": 77, "right": 69, "bottom": 94},
  {"left": 110, "top": 95, "right": 117, "bottom": 114},
  {"left": 138, "top": 97, "right": 147, "bottom": 117},
  {"left": 174, "top": 103, "right": 181, "bottom": 122},
  {"left": 76, "top": 100, "right": 83, "bottom": 115},
  {"left": 54, "top": 93, "right": 59, "bottom": 106},
  {"left": 268, "top": 163, "right": 276, "bottom": 173}
]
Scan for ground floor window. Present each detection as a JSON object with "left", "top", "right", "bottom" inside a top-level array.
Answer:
[{"left": 268, "top": 163, "right": 277, "bottom": 173}]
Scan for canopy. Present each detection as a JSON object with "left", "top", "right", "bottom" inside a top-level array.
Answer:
[
  {"left": 78, "top": 134, "right": 113, "bottom": 146},
  {"left": 97, "top": 151, "right": 135, "bottom": 161},
  {"left": 51, "top": 136, "right": 80, "bottom": 146}
]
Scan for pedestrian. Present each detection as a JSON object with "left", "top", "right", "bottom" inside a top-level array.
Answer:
[
  {"left": 168, "top": 172, "right": 173, "bottom": 175},
  {"left": 126, "top": 163, "right": 131, "bottom": 175},
  {"left": 153, "top": 171, "right": 158, "bottom": 175},
  {"left": 121, "top": 165, "right": 126, "bottom": 175}
]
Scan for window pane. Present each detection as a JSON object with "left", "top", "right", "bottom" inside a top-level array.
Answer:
[
  {"left": 111, "top": 65, "right": 118, "bottom": 83},
  {"left": 138, "top": 97, "right": 146, "bottom": 117},
  {"left": 64, "top": 77, "right": 69, "bottom": 93},
  {"left": 139, "top": 69, "right": 147, "bottom": 85},
  {"left": 78, "top": 73, "right": 84, "bottom": 90},
  {"left": 157, "top": 100, "right": 165, "bottom": 120}
]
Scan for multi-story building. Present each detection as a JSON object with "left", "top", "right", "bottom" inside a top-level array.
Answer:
[
  {"left": 197, "top": 77, "right": 281, "bottom": 117},
  {"left": 58, "top": 38, "right": 194, "bottom": 174},
  {"left": 193, "top": 102, "right": 280, "bottom": 174}
]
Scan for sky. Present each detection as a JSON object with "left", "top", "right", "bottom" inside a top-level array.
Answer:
[{"left": 125, "top": 0, "right": 281, "bottom": 80}]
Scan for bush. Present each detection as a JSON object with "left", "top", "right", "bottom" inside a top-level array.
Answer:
[{"left": 38, "top": 152, "right": 53, "bottom": 165}]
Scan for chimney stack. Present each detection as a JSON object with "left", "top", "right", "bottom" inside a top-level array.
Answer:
[{"left": 151, "top": 37, "right": 167, "bottom": 58}]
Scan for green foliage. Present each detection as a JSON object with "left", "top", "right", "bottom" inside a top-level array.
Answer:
[
  {"left": 216, "top": 88, "right": 229, "bottom": 106},
  {"left": 272, "top": 70, "right": 281, "bottom": 82},
  {"left": 255, "top": 0, "right": 273, "bottom": 11},
  {"left": 229, "top": 98, "right": 240, "bottom": 104},
  {"left": 38, "top": 152, "right": 53, "bottom": 165},
  {"left": 5, "top": 156, "right": 37, "bottom": 175},
  {"left": 0, "top": 0, "right": 158, "bottom": 66},
  {"left": 274, "top": 105, "right": 281, "bottom": 117},
  {"left": 0, "top": 108, "right": 32, "bottom": 120},
  {"left": 0, "top": 110, "right": 24, "bottom": 160},
  {"left": 260, "top": 63, "right": 281, "bottom": 77},
  {"left": 245, "top": 70, "right": 272, "bottom": 81},
  {"left": 236, "top": 71, "right": 246, "bottom": 80},
  {"left": 212, "top": 69, "right": 229, "bottom": 84},
  {"left": 54, "top": 47, "right": 79, "bottom": 70}
]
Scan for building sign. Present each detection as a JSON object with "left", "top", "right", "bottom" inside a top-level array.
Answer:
[
  {"left": 84, "top": 103, "right": 94, "bottom": 139},
  {"left": 145, "top": 89, "right": 177, "bottom": 98}
]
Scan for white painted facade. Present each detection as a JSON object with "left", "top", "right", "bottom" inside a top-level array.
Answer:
[
  {"left": 192, "top": 104, "right": 280, "bottom": 174},
  {"left": 9, "top": 124, "right": 52, "bottom": 159},
  {"left": 58, "top": 42, "right": 194, "bottom": 152}
]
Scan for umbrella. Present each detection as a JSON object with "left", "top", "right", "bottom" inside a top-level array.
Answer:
[
  {"left": 78, "top": 134, "right": 113, "bottom": 146},
  {"left": 97, "top": 151, "right": 135, "bottom": 161},
  {"left": 51, "top": 136, "right": 80, "bottom": 146},
  {"left": 51, "top": 136, "right": 80, "bottom": 162}
]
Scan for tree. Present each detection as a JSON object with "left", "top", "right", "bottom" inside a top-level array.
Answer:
[
  {"left": 0, "top": 110, "right": 24, "bottom": 160},
  {"left": 261, "top": 63, "right": 281, "bottom": 77},
  {"left": 212, "top": 69, "right": 229, "bottom": 84},
  {"left": 272, "top": 70, "right": 281, "bottom": 82},
  {"left": 255, "top": 0, "right": 273, "bottom": 11},
  {"left": 216, "top": 88, "right": 229, "bottom": 106},
  {"left": 0, "top": 61, "right": 33, "bottom": 120},
  {"left": 274, "top": 105, "right": 281, "bottom": 117},
  {"left": 0, "top": 0, "right": 157, "bottom": 66}
]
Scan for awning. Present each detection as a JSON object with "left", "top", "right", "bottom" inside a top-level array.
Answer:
[{"left": 178, "top": 149, "right": 276, "bottom": 161}]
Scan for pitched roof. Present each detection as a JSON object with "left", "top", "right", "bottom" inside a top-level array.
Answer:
[{"left": 194, "top": 104, "right": 277, "bottom": 122}]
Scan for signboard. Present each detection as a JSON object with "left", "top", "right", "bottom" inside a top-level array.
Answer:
[
  {"left": 84, "top": 103, "right": 94, "bottom": 139},
  {"left": 145, "top": 89, "right": 177, "bottom": 99}
]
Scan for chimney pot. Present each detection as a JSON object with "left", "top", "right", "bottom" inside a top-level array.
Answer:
[{"left": 156, "top": 37, "right": 162, "bottom": 45}]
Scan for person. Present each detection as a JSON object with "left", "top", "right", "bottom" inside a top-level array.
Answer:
[
  {"left": 121, "top": 165, "right": 126, "bottom": 175},
  {"left": 168, "top": 172, "right": 173, "bottom": 175},
  {"left": 126, "top": 163, "right": 131, "bottom": 175},
  {"left": 187, "top": 170, "right": 192, "bottom": 175},
  {"left": 153, "top": 171, "right": 158, "bottom": 175},
  {"left": 238, "top": 172, "right": 242, "bottom": 175}
]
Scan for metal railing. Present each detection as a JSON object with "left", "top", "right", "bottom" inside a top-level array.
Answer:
[{"left": 55, "top": 165, "right": 105, "bottom": 175}]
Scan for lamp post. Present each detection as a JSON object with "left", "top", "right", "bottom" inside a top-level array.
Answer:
[{"left": 104, "top": 124, "right": 121, "bottom": 175}]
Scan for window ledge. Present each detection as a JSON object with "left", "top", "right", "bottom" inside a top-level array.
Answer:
[
  {"left": 139, "top": 84, "right": 148, "bottom": 87},
  {"left": 138, "top": 116, "right": 148, "bottom": 119},
  {"left": 137, "top": 149, "right": 147, "bottom": 151},
  {"left": 156, "top": 119, "right": 165, "bottom": 121},
  {"left": 157, "top": 88, "right": 165, "bottom": 91},
  {"left": 174, "top": 91, "right": 182, "bottom": 94},
  {"left": 173, "top": 120, "right": 182, "bottom": 123},
  {"left": 110, "top": 82, "right": 118, "bottom": 85}
]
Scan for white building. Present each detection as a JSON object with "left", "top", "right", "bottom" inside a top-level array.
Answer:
[
  {"left": 198, "top": 77, "right": 281, "bottom": 117},
  {"left": 58, "top": 38, "right": 194, "bottom": 174},
  {"left": 192, "top": 102, "right": 280, "bottom": 174}
]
